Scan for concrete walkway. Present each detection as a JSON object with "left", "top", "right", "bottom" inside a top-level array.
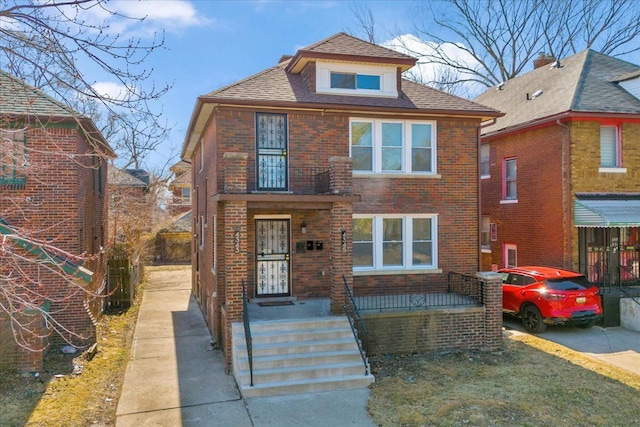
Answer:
[
  {"left": 504, "top": 316, "right": 640, "bottom": 376},
  {"left": 115, "top": 266, "right": 375, "bottom": 427}
]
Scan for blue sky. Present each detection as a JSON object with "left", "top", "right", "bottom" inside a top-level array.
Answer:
[
  {"left": 89, "top": 0, "right": 419, "bottom": 171},
  {"left": 81, "top": 0, "right": 640, "bottom": 172}
]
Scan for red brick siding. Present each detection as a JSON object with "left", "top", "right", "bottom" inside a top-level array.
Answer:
[
  {"left": 0, "top": 125, "right": 107, "bottom": 370},
  {"left": 481, "top": 125, "right": 566, "bottom": 268}
]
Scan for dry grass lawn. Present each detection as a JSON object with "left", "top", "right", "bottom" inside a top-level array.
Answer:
[{"left": 368, "top": 331, "right": 640, "bottom": 427}]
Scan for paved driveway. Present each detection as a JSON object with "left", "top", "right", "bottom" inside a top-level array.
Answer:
[{"left": 503, "top": 315, "right": 640, "bottom": 376}]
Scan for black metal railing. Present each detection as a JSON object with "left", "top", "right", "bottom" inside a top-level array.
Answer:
[
  {"left": 342, "top": 275, "right": 369, "bottom": 375},
  {"left": 244, "top": 165, "right": 331, "bottom": 194},
  {"left": 352, "top": 272, "right": 485, "bottom": 312},
  {"left": 241, "top": 280, "right": 254, "bottom": 387}
]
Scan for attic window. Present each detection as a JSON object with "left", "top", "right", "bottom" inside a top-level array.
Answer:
[{"left": 330, "top": 72, "right": 380, "bottom": 90}]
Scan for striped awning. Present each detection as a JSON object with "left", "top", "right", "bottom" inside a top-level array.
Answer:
[{"left": 574, "top": 199, "right": 640, "bottom": 227}]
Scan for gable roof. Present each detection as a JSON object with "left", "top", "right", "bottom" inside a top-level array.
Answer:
[
  {"left": 0, "top": 69, "right": 115, "bottom": 157},
  {"left": 183, "top": 33, "right": 501, "bottom": 159},
  {"left": 475, "top": 50, "right": 640, "bottom": 136},
  {"left": 286, "top": 32, "right": 417, "bottom": 73},
  {"left": 108, "top": 167, "right": 148, "bottom": 188}
]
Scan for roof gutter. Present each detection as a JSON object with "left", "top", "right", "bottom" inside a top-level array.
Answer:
[
  {"left": 477, "top": 117, "right": 497, "bottom": 271},
  {"left": 482, "top": 111, "right": 640, "bottom": 140}
]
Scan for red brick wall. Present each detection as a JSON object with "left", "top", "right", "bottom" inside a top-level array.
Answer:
[
  {"left": 0, "top": 124, "right": 107, "bottom": 370},
  {"left": 481, "top": 124, "right": 567, "bottom": 268}
]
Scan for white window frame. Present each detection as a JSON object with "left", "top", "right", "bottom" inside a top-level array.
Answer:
[
  {"left": 199, "top": 215, "right": 205, "bottom": 250},
  {"left": 504, "top": 243, "right": 517, "bottom": 268},
  {"left": 353, "top": 214, "right": 439, "bottom": 274},
  {"left": 211, "top": 214, "right": 217, "bottom": 273},
  {"left": 199, "top": 140, "right": 204, "bottom": 173},
  {"left": 599, "top": 125, "right": 627, "bottom": 173},
  {"left": 350, "top": 118, "right": 438, "bottom": 175},
  {"left": 480, "top": 144, "right": 490, "bottom": 178},
  {"left": 316, "top": 61, "right": 398, "bottom": 97},
  {"left": 501, "top": 157, "right": 517, "bottom": 203},
  {"left": 481, "top": 216, "right": 491, "bottom": 251}
]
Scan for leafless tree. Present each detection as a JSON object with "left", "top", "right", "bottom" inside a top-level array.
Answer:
[
  {"left": 0, "top": 0, "right": 171, "bottom": 355},
  {"left": 351, "top": 0, "right": 640, "bottom": 96}
]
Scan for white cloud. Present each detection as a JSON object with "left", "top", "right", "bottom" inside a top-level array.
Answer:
[
  {"left": 92, "top": 81, "right": 132, "bottom": 102},
  {"left": 382, "top": 34, "right": 483, "bottom": 97},
  {"left": 73, "top": 0, "right": 211, "bottom": 38}
]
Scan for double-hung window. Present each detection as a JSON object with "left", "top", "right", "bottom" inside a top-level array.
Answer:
[
  {"left": 600, "top": 125, "right": 624, "bottom": 171},
  {"left": 350, "top": 119, "right": 436, "bottom": 174},
  {"left": 502, "top": 157, "right": 517, "bottom": 201},
  {"left": 353, "top": 214, "right": 437, "bottom": 272},
  {"left": 0, "top": 129, "right": 27, "bottom": 185},
  {"left": 480, "top": 144, "right": 490, "bottom": 178}
]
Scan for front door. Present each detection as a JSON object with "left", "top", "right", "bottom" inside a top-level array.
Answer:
[{"left": 255, "top": 219, "right": 290, "bottom": 297}]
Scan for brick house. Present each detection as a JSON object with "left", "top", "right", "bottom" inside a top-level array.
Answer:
[
  {"left": 168, "top": 159, "right": 192, "bottom": 215},
  {"left": 0, "top": 70, "right": 113, "bottom": 372},
  {"left": 475, "top": 51, "right": 640, "bottom": 311},
  {"left": 182, "top": 33, "right": 502, "bottom": 395},
  {"left": 107, "top": 167, "right": 149, "bottom": 244}
]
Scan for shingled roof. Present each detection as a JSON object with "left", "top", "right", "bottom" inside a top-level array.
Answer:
[
  {"left": 183, "top": 33, "right": 501, "bottom": 159},
  {"left": 286, "top": 32, "right": 417, "bottom": 73},
  {"left": 0, "top": 69, "right": 115, "bottom": 157},
  {"left": 474, "top": 50, "right": 640, "bottom": 136}
]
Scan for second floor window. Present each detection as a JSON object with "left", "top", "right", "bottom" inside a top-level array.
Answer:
[
  {"left": 503, "top": 157, "right": 517, "bottom": 200},
  {"left": 331, "top": 72, "right": 380, "bottom": 90},
  {"left": 600, "top": 125, "right": 620, "bottom": 168},
  {"left": 350, "top": 119, "right": 436, "bottom": 174},
  {"left": 480, "top": 144, "right": 490, "bottom": 177}
]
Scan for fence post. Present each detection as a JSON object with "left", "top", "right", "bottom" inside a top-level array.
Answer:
[{"left": 476, "top": 272, "right": 503, "bottom": 350}]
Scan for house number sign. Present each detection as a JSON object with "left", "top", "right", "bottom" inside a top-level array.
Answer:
[
  {"left": 341, "top": 230, "right": 347, "bottom": 252},
  {"left": 234, "top": 231, "right": 240, "bottom": 254}
]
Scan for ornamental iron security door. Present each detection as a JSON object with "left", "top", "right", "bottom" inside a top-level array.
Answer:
[
  {"left": 256, "top": 113, "right": 288, "bottom": 191},
  {"left": 255, "top": 219, "right": 290, "bottom": 296}
]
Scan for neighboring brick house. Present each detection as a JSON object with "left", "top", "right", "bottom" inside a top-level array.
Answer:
[
  {"left": 168, "top": 159, "right": 191, "bottom": 215},
  {"left": 182, "top": 33, "right": 502, "bottom": 374},
  {"left": 475, "top": 51, "right": 640, "bottom": 291},
  {"left": 107, "top": 167, "right": 149, "bottom": 244},
  {"left": 0, "top": 70, "right": 114, "bottom": 372}
]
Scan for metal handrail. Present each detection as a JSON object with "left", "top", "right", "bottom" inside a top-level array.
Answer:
[
  {"left": 241, "top": 280, "right": 254, "bottom": 387},
  {"left": 618, "top": 265, "right": 640, "bottom": 308},
  {"left": 342, "top": 275, "right": 369, "bottom": 376}
]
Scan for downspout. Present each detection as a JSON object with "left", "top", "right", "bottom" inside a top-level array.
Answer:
[
  {"left": 478, "top": 118, "right": 497, "bottom": 272},
  {"left": 557, "top": 119, "right": 571, "bottom": 269}
]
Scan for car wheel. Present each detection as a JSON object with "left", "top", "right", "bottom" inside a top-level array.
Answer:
[
  {"left": 521, "top": 305, "right": 547, "bottom": 333},
  {"left": 577, "top": 320, "right": 597, "bottom": 329}
]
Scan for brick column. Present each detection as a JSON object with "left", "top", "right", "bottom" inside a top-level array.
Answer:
[
  {"left": 329, "top": 157, "right": 354, "bottom": 314},
  {"left": 222, "top": 152, "right": 248, "bottom": 372},
  {"left": 477, "top": 271, "right": 503, "bottom": 350},
  {"left": 223, "top": 152, "right": 248, "bottom": 193}
]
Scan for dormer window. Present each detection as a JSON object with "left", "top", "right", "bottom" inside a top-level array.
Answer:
[
  {"left": 330, "top": 72, "right": 380, "bottom": 90},
  {"left": 316, "top": 61, "right": 398, "bottom": 98}
]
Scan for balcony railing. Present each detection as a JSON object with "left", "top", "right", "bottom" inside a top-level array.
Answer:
[{"left": 244, "top": 165, "right": 330, "bottom": 194}]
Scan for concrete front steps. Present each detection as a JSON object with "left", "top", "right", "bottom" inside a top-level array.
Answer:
[{"left": 232, "top": 317, "right": 374, "bottom": 398}]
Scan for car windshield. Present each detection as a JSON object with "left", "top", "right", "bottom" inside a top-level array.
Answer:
[{"left": 544, "top": 276, "right": 594, "bottom": 291}]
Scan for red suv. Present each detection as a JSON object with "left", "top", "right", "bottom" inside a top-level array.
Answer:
[{"left": 499, "top": 266, "right": 603, "bottom": 333}]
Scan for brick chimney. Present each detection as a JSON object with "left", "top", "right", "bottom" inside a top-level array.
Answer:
[{"left": 534, "top": 53, "right": 556, "bottom": 69}]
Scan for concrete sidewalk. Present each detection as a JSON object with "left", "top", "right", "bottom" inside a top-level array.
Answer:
[{"left": 115, "top": 266, "right": 375, "bottom": 427}]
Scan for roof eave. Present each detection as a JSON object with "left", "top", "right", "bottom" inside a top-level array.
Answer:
[
  {"left": 286, "top": 50, "right": 417, "bottom": 74},
  {"left": 481, "top": 111, "right": 640, "bottom": 140}
]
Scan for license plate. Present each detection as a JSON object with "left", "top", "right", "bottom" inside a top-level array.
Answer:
[{"left": 576, "top": 296, "right": 586, "bottom": 304}]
